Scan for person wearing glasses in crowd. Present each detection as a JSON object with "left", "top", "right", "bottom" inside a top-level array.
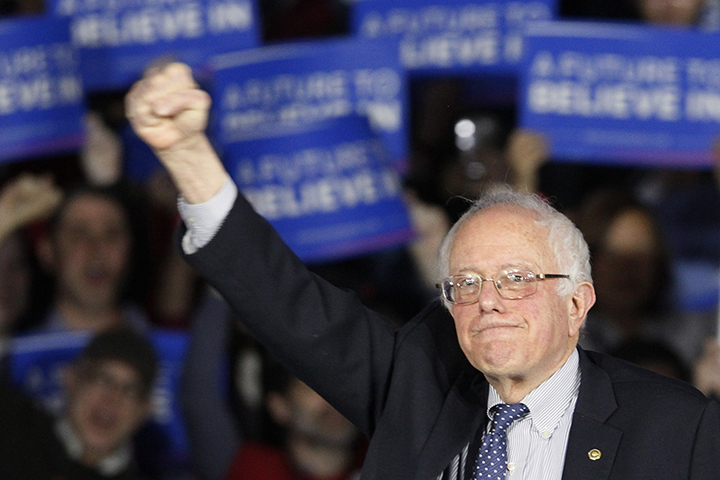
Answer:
[
  {"left": 0, "top": 327, "right": 157, "bottom": 479},
  {"left": 126, "top": 62, "right": 720, "bottom": 480}
]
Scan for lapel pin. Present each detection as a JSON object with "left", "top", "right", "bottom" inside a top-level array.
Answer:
[{"left": 588, "top": 449, "right": 602, "bottom": 461}]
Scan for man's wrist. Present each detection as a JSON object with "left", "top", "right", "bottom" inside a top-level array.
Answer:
[
  {"left": 178, "top": 176, "right": 237, "bottom": 253},
  {"left": 157, "top": 135, "right": 228, "bottom": 204}
]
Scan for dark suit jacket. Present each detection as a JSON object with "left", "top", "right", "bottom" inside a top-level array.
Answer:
[{"left": 183, "top": 194, "right": 720, "bottom": 480}]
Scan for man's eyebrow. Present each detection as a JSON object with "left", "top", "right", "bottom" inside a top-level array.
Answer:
[
  {"left": 456, "top": 262, "right": 537, "bottom": 274},
  {"left": 498, "top": 262, "right": 536, "bottom": 270},
  {"left": 456, "top": 267, "right": 480, "bottom": 275}
]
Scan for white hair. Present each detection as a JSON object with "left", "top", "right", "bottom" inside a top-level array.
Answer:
[{"left": 437, "top": 185, "right": 592, "bottom": 305}]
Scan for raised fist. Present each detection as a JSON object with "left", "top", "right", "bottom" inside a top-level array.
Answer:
[{"left": 125, "top": 62, "right": 212, "bottom": 154}]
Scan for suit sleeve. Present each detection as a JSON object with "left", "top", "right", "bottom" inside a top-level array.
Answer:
[
  {"left": 689, "top": 398, "right": 720, "bottom": 479},
  {"left": 180, "top": 193, "right": 400, "bottom": 437}
]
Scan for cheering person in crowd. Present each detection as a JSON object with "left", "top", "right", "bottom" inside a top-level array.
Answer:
[
  {"left": 0, "top": 174, "right": 62, "bottom": 362},
  {"left": 0, "top": 327, "right": 157, "bottom": 479},
  {"left": 33, "top": 181, "right": 152, "bottom": 334},
  {"left": 181, "top": 289, "right": 364, "bottom": 480}
]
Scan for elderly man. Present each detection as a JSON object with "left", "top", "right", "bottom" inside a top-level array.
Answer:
[{"left": 126, "top": 63, "right": 720, "bottom": 480}]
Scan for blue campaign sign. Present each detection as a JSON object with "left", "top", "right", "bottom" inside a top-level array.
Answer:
[
  {"left": 0, "top": 15, "right": 85, "bottom": 162},
  {"left": 9, "top": 329, "right": 191, "bottom": 467},
  {"left": 351, "top": 0, "right": 556, "bottom": 75},
  {"left": 519, "top": 21, "right": 720, "bottom": 167},
  {"left": 209, "top": 37, "right": 409, "bottom": 168},
  {"left": 221, "top": 114, "right": 414, "bottom": 263},
  {"left": 49, "top": 0, "right": 260, "bottom": 91}
]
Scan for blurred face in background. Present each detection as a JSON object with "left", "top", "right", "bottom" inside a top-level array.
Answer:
[
  {"left": 50, "top": 193, "right": 131, "bottom": 313},
  {"left": 0, "top": 233, "right": 30, "bottom": 334},
  {"left": 65, "top": 359, "right": 151, "bottom": 465},
  {"left": 269, "top": 378, "right": 358, "bottom": 448},
  {"left": 591, "top": 208, "right": 661, "bottom": 318},
  {"left": 636, "top": 0, "right": 704, "bottom": 26}
]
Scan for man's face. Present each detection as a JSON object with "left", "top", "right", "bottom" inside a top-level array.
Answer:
[
  {"left": 273, "top": 379, "right": 358, "bottom": 447},
  {"left": 448, "top": 205, "right": 584, "bottom": 389},
  {"left": 592, "top": 209, "right": 660, "bottom": 316},
  {"left": 52, "top": 194, "right": 131, "bottom": 312},
  {"left": 66, "top": 359, "right": 150, "bottom": 460}
]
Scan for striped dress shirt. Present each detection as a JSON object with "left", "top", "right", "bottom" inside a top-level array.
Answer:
[{"left": 438, "top": 349, "right": 581, "bottom": 480}]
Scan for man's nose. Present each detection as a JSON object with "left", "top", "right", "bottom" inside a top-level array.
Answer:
[{"left": 478, "top": 278, "right": 502, "bottom": 312}]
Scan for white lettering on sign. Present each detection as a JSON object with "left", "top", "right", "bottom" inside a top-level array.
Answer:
[
  {"left": 530, "top": 50, "right": 679, "bottom": 84},
  {"left": 0, "top": 75, "right": 83, "bottom": 115},
  {"left": 71, "top": 4, "right": 205, "bottom": 46},
  {"left": 220, "top": 68, "right": 403, "bottom": 137},
  {"left": 527, "top": 50, "right": 686, "bottom": 122},
  {"left": 207, "top": 0, "right": 253, "bottom": 34},
  {"left": 361, "top": 5, "right": 497, "bottom": 37},
  {"left": 242, "top": 167, "right": 400, "bottom": 220},
  {"left": 67, "top": 0, "right": 254, "bottom": 48},
  {"left": 400, "top": 33, "right": 499, "bottom": 68},
  {"left": 222, "top": 71, "right": 349, "bottom": 109},
  {"left": 0, "top": 41, "right": 83, "bottom": 115},
  {"left": 528, "top": 81, "right": 680, "bottom": 121}
]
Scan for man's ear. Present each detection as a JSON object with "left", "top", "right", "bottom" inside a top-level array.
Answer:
[
  {"left": 266, "top": 392, "right": 291, "bottom": 426},
  {"left": 568, "top": 282, "right": 596, "bottom": 337}
]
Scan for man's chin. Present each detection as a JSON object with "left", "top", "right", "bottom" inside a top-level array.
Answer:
[{"left": 82, "top": 437, "right": 121, "bottom": 460}]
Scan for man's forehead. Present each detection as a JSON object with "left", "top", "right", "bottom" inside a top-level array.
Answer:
[
  {"left": 87, "top": 358, "right": 142, "bottom": 379},
  {"left": 451, "top": 205, "right": 553, "bottom": 267},
  {"left": 58, "top": 195, "right": 130, "bottom": 231},
  {"left": 467, "top": 205, "right": 544, "bottom": 239}
]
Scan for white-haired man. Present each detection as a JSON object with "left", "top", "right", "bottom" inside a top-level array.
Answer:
[{"left": 126, "top": 63, "right": 720, "bottom": 480}]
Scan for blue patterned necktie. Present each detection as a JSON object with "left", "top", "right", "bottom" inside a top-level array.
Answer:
[{"left": 471, "top": 403, "right": 529, "bottom": 480}]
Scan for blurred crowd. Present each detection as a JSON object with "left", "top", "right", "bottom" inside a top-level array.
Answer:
[{"left": 0, "top": 0, "right": 720, "bottom": 479}]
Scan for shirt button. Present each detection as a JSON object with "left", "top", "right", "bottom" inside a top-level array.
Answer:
[
  {"left": 507, "top": 463, "right": 516, "bottom": 471},
  {"left": 188, "top": 217, "right": 196, "bottom": 225},
  {"left": 542, "top": 430, "right": 552, "bottom": 437}
]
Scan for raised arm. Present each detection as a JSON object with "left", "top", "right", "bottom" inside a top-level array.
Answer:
[
  {"left": 0, "top": 173, "right": 62, "bottom": 245},
  {"left": 125, "top": 62, "right": 227, "bottom": 204},
  {"left": 125, "top": 62, "right": 400, "bottom": 438}
]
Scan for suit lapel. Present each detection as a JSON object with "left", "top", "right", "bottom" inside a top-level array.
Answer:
[
  {"left": 416, "top": 369, "right": 488, "bottom": 479},
  {"left": 561, "top": 348, "right": 623, "bottom": 480}
]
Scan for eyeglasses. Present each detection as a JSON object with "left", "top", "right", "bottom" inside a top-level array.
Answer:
[
  {"left": 78, "top": 365, "right": 145, "bottom": 401},
  {"left": 437, "top": 269, "right": 570, "bottom": 304}
]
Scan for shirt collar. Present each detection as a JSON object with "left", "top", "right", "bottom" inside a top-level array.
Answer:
[
  {"left": 487, "top": 348, "right": 581, "bottom": 435},
  {"left": 55, "top": 417, "right": 133, "bottom": 476}
]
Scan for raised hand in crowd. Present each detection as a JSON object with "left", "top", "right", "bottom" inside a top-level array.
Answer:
[
  {"left": 504, "top": 128, "right": 549, "bottom": 193},
  {"left": 0, "top": 173, "right": 60, "bottom": 337},
  {"left": 0, "top": 173, "right": 62, "bottom": 244},
  {"left": 81, "top": 112, "right": 124, "bottom": 186}
]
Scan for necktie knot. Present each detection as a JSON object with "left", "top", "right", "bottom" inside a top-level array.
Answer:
[
  {"left": 490, "top": 403, "right": 529, "bottom": 432},
  {"left": 472, "top": 403, "right": 529, "bottom": 480}
]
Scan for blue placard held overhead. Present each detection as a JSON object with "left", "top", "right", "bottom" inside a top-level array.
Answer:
[
  {"left": 519, "top": 21, "right": 720, "bottom": 167},
  {"left": 210, "top": 38, "right": 409, "bottom": 169},
  {"left": 49, "top": 0, "right": 260, "bottom": 91},
  {"left": 0, "top": 15, "right": 84, "bottom": 163},
  {"left": 219, "top": 114, "right": 414, "bottom": 263},
  {"left": 351, "top": 0, "right": 556, "bottom": 75}
]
